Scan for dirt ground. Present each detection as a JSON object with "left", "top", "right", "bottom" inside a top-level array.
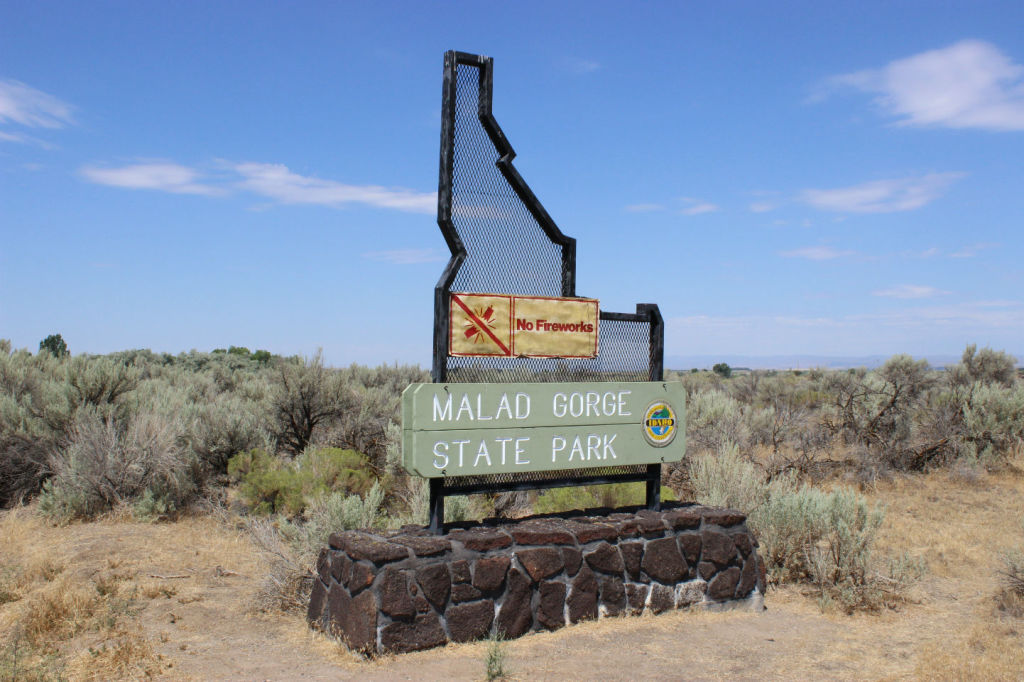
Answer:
[{"left": 2, "top": 463, "right": 1023, "bottom": 681}]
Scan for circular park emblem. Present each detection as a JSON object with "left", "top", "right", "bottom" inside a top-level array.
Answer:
[{"left": 643, "top": 401, "right": 678, "bottom": 447}]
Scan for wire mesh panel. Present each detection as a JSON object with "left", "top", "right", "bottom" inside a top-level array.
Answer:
[
  {"left": 450, "top": 62, "right": 566, "bottom": 299},
  {"left": 430, "top": 51, "right": 665, "bottom": 524}
]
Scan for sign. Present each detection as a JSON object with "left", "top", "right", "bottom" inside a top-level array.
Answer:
[
  {"left": 449, "top": 293, "right": 599, "bottom": 359},
  {"left": 402, "top": 381, "right": 685, "bottom": 478}
]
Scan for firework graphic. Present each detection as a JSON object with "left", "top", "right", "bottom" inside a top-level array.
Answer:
[{"left": 463, "top": 305, "right": 497, "bottom": 344}]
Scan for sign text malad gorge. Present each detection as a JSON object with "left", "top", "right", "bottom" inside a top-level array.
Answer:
[{"left": 401, "top": 381, "right": 686, "bottom": 478}]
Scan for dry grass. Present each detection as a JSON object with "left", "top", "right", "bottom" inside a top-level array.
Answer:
[
  {"left": 1, "top": 457, "right": 1023, "bottom": 680},
  {"left": 914, "top": 620, "right": 1024, "bottom": 681},
  {"left": 0, "top": 505, "right": 262, "bottom": 681}
]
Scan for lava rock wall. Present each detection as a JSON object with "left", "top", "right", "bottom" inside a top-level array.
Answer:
[{"left": 308, "top": 504, "right": 765, "bottom": 655}]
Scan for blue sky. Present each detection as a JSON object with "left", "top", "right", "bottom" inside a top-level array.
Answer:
[{"left": 2, "top": 1, "right": 1023, "bottom": 367}]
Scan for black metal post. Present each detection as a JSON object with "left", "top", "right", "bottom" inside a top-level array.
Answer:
[
  {"left": 645, "top": 464, "right": 662, "bottom": 511},
  {"left": 428, "top": 478, "right": 444, "bottom": 534},
  {"left": 644, "top": 303, "right": 664, "bottom": 510}
]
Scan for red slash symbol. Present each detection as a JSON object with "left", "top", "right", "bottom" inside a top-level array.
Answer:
[{"left": 452, "top": 295, "right": 511, "bottom": 355}]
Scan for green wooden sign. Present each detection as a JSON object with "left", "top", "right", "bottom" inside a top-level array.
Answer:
[{"left": 401, "top": 382, "right": 686, "bottom": 478}]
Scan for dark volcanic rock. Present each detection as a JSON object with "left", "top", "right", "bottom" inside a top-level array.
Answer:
[
  {"left": 451, "top": 582, "right": 483, "bottom": 604},
  {"left": 416, "top": 563, "right": 451, "bottom": 609},
  {"left": 702, "top": 509, "right": 746, "bottom": 527},
  {"left": 511, "top": 520, "right": 576, "bottom": 545},
  {"left": 636, "top": 515, "right": 667, "bottom": 537},
  {"left": 648, "top": 583, "right": 675, "bottom": 614},
  {"left": 450, "top": 559, "right": 471, "bottom": 584},
  {"left": 664, "top": 507, "right": 702, "bottom": 530},
  {"left": 613, "top": 518, "right": 640, "bottom": 538},
  {"left": 314, "top": 504, "right": 766, "bottom": 655},
  {"left": 379, "top": 567, "right": 414, "bottom": 620},
  {"left": 380, "top": 612, "right": 447, "bottom": 653},
  {"left": 701, "top": 529, "right": 738, "bottom": 567},
  {"left": 307, "top": 578, "right": 327, "bottom": 626},
  {"left": 328, "top": 585, "right": 377, "bottom": 653},
  {"left": 567, "top": 567, "right": 598, "bottom": 623},
  {"left": 537, "top": 580, "right": 567, "bottom": 630},
  {"left": 495, "top": 568, "right": 533, "bottom": 638},
  {"left": 620, "top": 541, "right": 643, "bottom": 580},
  {"left": 732, "top": 532, "right": 753, "bottom": 557},
  {"left": 599, "top": 576, "right": 626, "bottom": 616},
  {"left": 316, "top": 549, "right": 331, "bottom": 584},
  {"left": 625, "top": 583, "right": 649, "bottom": 614},
  {"left": 708, "top": 566, "right": 742, "bottom": 600},
  {"left": 516, "top": 547, "right": 564, "bottom": 582},
  {"left": 567, "top": 520, "right": 618, "bottom": 544},
  {"left": 473, "top": 555, "right": 510, "bottom": 593},
  {"left": 641, "top": 537, "right": 688, "bottom": 584},
  {"left": 331, "top": 532, "right": 410, "bottom": 564},
  {"left": 330, "top": 552, "right": 351, "bottom": 585},
  {"left": 449, "top": 528, "right": 513, "bottom": 552},
  {"left": 391, "top": 535, "right": 451, "bottom": 557},
  {"left": 347, "top": 561, "right": 375, "bottom": 594},
  {"left": 446, "top": 599, "right": 494, "bottom": 643},
  {"left": 584, "top": 542, "right": 624, "bottom": 575},
  {"left": 737, "top": 556, "right": 758, "bottom": 597},
  {"left": 678, "top": 533, "right": 702, "bottom": 567},
  {"left": 561, "top": 547, "right": 583, "bottom": 577}
]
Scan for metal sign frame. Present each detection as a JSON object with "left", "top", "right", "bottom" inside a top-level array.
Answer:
[{"left": 429, "top": 50, "right": 665, "bottom": 533}]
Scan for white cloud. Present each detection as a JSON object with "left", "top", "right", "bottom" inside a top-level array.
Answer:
[
  {"left": 624, "top": 203, "right": 664, "bottom": 213},
  {"left": 80, "top": 162, "right": 222, "bottom": 195},
  {"left": 680, "top": 202, "right": 719, "bottom": 216},
  {"left": 800, "top": 172, "right": 964, "bottom": 213},
  {"left": 0, "top": 79, "right": 73, "bottom": 128},
  {"left": 830, "top": 40, "right": 1024, "bottom": 131},
  {"left": 362, "top": 249, "right": 447, "bottom": 265},
  {"left": 779, "top": 246, "right": 855, "bottom": 260},
  {"left": 562, "top": 58, "right": 600, "bottom": 74},
  {"left": 950, "top": 242, "right": 998, "bottom": 258},
  {"left": 79, "top": 157, "right": 437, "bottom": 214},
  {"left": 873, "top": 285, "right": 950, "bottom": 299},
  {"left": 749, "top": 202, "right": 775, "bottom": 213},
  {"left": 233, "top": 162, "right": 435, "bottom": 213}
]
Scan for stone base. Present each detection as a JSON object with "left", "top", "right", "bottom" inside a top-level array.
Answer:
[{"left": 307, "top": 503, "right": 766, "bottom": 655}]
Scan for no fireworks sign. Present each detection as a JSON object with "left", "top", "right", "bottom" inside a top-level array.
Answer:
[{"left": 448, "top": 292, "right": 599, "bottom": 359}]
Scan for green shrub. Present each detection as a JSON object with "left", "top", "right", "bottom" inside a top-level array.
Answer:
[
  {"left": 300, "top": 481, "right": 385, "bottom": 539},
  {"left": 38, "top": 333, "right": 68, "bottom": 358},
  {"left": 690, "top": 445, "right": 902, "bottom": 609},
  {"left": 63, "top": 356, "right": 140, "bottom": 419},
  {"left": 689, "top": 443, "right": 769, "bottom": 512},
  {"left": 963, "top": 383, "right": 1024, "bottom": 455},
  {"left": 686, "top": 390, "right": 748, "bottom": 453},
  {"left": 182, "top": 393, "right": 270, "bottom": 478},
  {"left": 949, "top": 344, "right": 1018, "bottom": 388},
  {"left": 756, "top": 483, "right": 830, "bottom": 582},
  {"left": 229, "top": 447, "right": 375, "bottom": 516},
  {"left": 270, "top": 351, "right": 355, "bottom": 456},
  {"left": 39, "top": 410, "right": 195, "bottom": 522},
  {"left": 534, "top": 483, "right": 676, "bottom": 515},
  {"left": 0, "top": 348, "right": 74, "bottom": 505},
  {"left": 484, "top": 629, "right": 509, "bottom": 680},
  {"left": 806, "top": 488, "right": 885, "bottom": 591}
]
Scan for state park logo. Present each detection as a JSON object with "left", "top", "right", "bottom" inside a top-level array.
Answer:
[{"left": 642, "top": 401, "right": 678, "bottom": 447}]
